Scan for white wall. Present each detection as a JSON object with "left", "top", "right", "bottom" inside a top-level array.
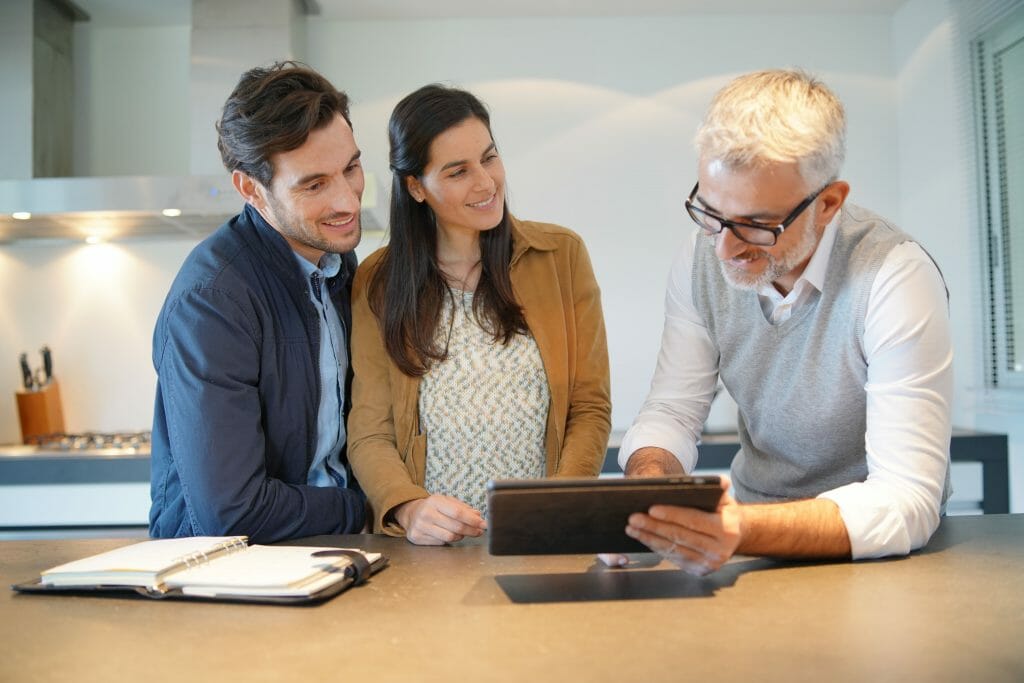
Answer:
[
  {"left": 893, "top": 0, "right": 974, "bottom": 424},
  {"left": 2, "top": 7, "right": 1019, "bottom": 510}
]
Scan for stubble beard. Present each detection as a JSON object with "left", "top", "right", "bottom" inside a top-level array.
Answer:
[
  {"left": 266, "top": 192, "right": 361, "bottom": 256},
  {"left": 718, "top": 216, "right": 820, "bottom": 292}
]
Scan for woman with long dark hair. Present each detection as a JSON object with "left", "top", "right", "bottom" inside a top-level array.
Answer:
[{"left": 348, "top": 84, "right": 611, "bottom": 545}]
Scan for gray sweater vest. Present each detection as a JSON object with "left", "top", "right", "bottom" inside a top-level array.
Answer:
[{"left": 693, "top": 204, "right": 929, "bottom": 503}]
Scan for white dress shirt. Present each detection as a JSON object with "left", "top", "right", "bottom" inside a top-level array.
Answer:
[{"left": 620, "top": 214, "right": 953, "bottom": 559}]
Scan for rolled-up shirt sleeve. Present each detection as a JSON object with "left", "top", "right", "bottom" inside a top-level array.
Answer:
[
  {"left": 619, "top": 231, "right": 719, "bottom": 474},
  {"left": 817, "top": 242, "right": 953, "bottom": 559}
]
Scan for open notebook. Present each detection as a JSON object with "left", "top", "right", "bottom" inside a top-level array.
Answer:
[{"left": 13, "top": 536, "right": 387, "bottom": 605}]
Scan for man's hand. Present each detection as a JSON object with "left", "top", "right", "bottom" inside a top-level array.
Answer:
[
  {"left": 599, "top": 446, "right": 687, "bottom": 567},
  {"left": 624, "top": 446, "right": 685, "bottom": 477},
  {"left": 394, "top": 495, "right": 487, "bottom": 546},
  {"left": 624, "top": 475, "right": 742, "bottom": 576}
]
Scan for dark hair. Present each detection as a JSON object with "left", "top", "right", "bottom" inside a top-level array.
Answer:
[
  {"left": 368, "top": 84, "right": 527, "bottom": 377},
  {"left": 216, "top": 61, "right": 351, "bottom": 187}
]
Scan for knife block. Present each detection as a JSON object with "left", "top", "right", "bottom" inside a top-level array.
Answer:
[{"left": 15, "top": 381, "right": 65, "bottom": 443}]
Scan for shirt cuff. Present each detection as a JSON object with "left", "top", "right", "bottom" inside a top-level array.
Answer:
[
  {"left": 618, "top": 420, "right": 699, "bottom": 473},
  {"left": 818, "top": 482, "right": 917, "bottom": 559}
]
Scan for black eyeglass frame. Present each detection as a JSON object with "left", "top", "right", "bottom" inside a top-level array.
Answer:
[{"left": 684, "top": 182, "right": 830, "bottom": 246}]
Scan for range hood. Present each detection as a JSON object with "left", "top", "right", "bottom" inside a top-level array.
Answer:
[
  {"left": 0, "top": 174, "right": 239, "bottom": 243},
  {"left": 0, "top": 0, "right": 380, "bottom": 245},
  {"left": 0, "top": 172, "right": 379, "bottom": 244}
]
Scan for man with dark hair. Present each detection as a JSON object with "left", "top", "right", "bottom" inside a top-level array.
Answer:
[{"left": 149, "top": 61, "right": 367, "bottom": 542}]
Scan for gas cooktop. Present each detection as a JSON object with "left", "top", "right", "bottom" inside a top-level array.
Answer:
[{"left": 0, "top": 431, "right": 152, "bottom": 457}]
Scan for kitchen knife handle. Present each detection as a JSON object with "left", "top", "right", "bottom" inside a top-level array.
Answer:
[
  {"left": 40, "top": 345, "right": 52, "bottom": 384},
  {"left": 19, "top": 353, "right": 35, "bottom": 391}
]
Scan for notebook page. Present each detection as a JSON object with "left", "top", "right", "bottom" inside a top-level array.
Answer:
[
  {"left": 41, "top": 537, "right": 246, "bottom": 586},
  {"left": 165, "top": 545, "right": 380, "bottom": 594}
]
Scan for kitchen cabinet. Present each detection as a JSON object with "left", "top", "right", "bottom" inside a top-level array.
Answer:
[{"left": 0, "top": 449, "right": 150, "bottom": 530}]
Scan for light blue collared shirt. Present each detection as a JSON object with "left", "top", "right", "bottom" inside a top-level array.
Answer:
[{"left": 293, "top": 252, "right": 349, "bottom": 488}]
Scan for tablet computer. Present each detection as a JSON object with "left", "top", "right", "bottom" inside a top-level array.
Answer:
[{"left": 486, "top": 476, "right": 723, "bottom": 555}]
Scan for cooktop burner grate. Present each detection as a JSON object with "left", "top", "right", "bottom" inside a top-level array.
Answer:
[{"left": 26, "top": 431, "right": 152, "bottom": 451}]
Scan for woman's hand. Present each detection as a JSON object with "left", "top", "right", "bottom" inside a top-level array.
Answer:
[{"left": 394, "top": 495, "right": 487, "bottom": 545}]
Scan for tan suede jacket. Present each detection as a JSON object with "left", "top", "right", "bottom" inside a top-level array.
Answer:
[{"left": 348, "top": 217, "right": 612, "bottom": 534}]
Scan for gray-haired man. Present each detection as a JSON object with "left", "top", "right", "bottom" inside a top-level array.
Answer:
[{"left": 611, "top": 69, "right": 952, "bottom": 574}]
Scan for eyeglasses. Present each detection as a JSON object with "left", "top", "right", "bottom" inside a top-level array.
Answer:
[{"left": 684, "top": 182, "right": 829, "bottom": 246}]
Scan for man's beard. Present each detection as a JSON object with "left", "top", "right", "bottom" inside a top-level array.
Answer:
[
  {"left": 265, "top": 191, "right": 361, "bottom": 257},
  {"left": 718, "top": 218, "right": 820, "bottom": 292}
]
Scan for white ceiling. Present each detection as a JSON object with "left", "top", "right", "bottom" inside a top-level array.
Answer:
[{"left": 72, "top": 0, "right": 910, "bottom": 26}]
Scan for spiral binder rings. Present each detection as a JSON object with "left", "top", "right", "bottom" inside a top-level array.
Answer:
[{"left": 12, "top": 536, "right": 387, "bottom": 605}]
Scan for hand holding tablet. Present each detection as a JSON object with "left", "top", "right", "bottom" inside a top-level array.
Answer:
[{"left": 486, "top": 476, "right": 723, "bottom": 555}]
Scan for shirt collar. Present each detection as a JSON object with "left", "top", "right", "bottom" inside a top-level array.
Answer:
[
  {"left": 293, "top": 250, "right": 342, "bottom": 279},
  {"left": 756, "top": 209, "right": 840, "bottom": 299}
]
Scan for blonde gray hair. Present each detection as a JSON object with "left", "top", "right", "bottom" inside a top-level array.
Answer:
[{"left": 695, "top": 69, "right": 846, "bottom": 188}]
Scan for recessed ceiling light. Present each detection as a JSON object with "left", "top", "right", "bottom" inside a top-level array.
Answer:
[
  {"left": 162, "top": 208, "right": 182, "bottom": 217},
  {"left": 12, "top": 212, "right": 32, "bottom": 220}
]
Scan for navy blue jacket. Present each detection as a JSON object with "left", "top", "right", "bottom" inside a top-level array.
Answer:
[{"left": 149, "top": 204, "right": 366, "bottom": 542}]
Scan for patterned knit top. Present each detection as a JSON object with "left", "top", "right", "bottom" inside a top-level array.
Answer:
[{"left": 419, "top": 289, "right": 549, "bottom": 516}]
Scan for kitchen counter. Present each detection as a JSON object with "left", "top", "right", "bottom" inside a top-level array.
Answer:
[
  {"left": 0, "top": 429, "right": 1010, "bottom": 530},
  {"left": 2, "top": 514, "right": 1022, "bottom": 682}
]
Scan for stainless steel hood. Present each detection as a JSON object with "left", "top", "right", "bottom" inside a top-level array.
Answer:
[
  {"left": 0, "top": 0, "right": 334, "bottom": 245},
  {"left": 0, "top": 175, "right": 239, "bottom": 243},
  {"left": 0, "top": 172, "right": 380, "bottom": 243}
]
